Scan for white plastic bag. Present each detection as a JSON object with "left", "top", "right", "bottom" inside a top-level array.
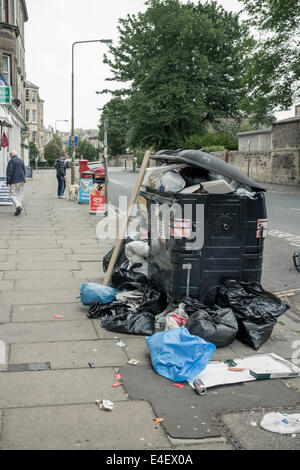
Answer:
[
  {"left": 161, "top": 171, "right": 186, "bottom": 193},
  {"left": 165, "top": 303, "right": 189, "bottom": 330},
  {"left": 260, "top": 412, "right": 300, "bottom": 434},
  {"left": 125, "top": 241, "right": 149, "bottom": 264}
]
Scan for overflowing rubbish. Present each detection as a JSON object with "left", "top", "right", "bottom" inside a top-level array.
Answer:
[
  {"left": 173, "top": 383, "right": 185, "bottom": 389},
  {"left": 53, "top": 314, "right": 64, "bottom": 319},
  {"left": 95, "top": 399, "right": 114, "bottom": 411},
  {"left": 79, "top": 283, "right": 116, "bottom": 307},
  {"left": 127, "top": 359, "right": 140, "bottom": 366},
  {"left": 186, "top": 305, "right": 238, "bottom": 348},
  {"left": 102, "top": 310, "right": 155, "bottom": 336},
  {"left": 112, "top": 382, "right": 123, "bottom": 388},
  {"left": 218, "top": 280, "right": 289, "bottom": 350},
  {"left": 154, "top": 418, "right": 165, "bottom": 425},
  {"left": 188, "top": 353, "right": 300, "bottom": 393},
  {"left": 146, "top": 327, "right": 216, "bottom": 382},
  {"left": 293, "top": 250, "right": 300, "bottom": 273},
  {"left": 260, "top": 412, "right": 300, "bottom": 434},
  {"left": 79, "top": 149, "right": 300, "bottom": 400},
  {"left": 165, "top": 304, "right": 188, "bottom": 330},
  {"left": 88, "top": 362, "right": 95, "bottom": 368}
]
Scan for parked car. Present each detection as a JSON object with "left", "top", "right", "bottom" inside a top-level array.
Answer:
[{"left": 87, "top": 161, "right": 105, "bottom": 179}]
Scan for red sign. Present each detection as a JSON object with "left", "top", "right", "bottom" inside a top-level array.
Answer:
[
  {"left": 1, "top": 131, "right": 8, "bottom": 148},
  {"left": 89, "top": 184, "right": 106, "bottom": 214}
]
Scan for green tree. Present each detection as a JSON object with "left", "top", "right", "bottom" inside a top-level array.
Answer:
[
  {"left": 240, "top": 0, "right": 300, "bottom": 124},
  {"left": 44, "top": 141, "right": 61, "bottom": 166},
  {"left": 98, "top": 97, "right": 130, "bottom": 155},
  {"left": 29, "top": 141, "right": 39, "bottom": 166},
  {"left": 76, "top": 139, "right": 99, "bottom": 161},
  {"left": 101, "top": 0, "right": 248, "bottom": 150},
  {"left": 185, "top": 132, "right": 238, "bottom": 150}
]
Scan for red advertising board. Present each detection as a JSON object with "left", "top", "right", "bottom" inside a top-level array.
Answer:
[{"left": 89, "top": 184, "right": 106, "bottom": 214}]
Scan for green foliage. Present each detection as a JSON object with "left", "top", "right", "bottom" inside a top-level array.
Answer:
[
  {"left": 185, "top": 132, "right": 238, "bottom": 150},
  {"left": 241, "top": 0, "right": 300, "bottom": 125},
  {"left": 29, "top": 141, "right": 39, "bottom": 159},
  {"left": 101, "top": 0, "right": 248, "bottom": 150},
  {"left": 76, "top": 139, "right": 99, "bottom": 161},
  {"left": 99, "top": 97, "right": 130, "bottom": 155},
  {"left": 202, "top": 145, "right": 226, "bottom": 152},
  {"left": 44, "top": 141, "right": 61, "bottom": 166}
]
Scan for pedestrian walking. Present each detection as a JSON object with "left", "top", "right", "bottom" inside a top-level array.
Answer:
[
  {"left": 6, "top": 150, "right": 26, "bottom": 216},
  {"left": 55, "top": 153, "right": 68, "bottom": 199}
]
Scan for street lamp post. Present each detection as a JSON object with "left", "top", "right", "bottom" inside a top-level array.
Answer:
[{"left": 71, "top": 39, "right": 112, "bottom": 184}]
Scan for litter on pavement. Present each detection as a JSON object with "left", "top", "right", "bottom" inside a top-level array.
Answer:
[
  {"left": 260, "top": 412, "right": 300, "bottom": 434},
  {"left": 95, "top": 400, "right": 114, "bottom": 411}
]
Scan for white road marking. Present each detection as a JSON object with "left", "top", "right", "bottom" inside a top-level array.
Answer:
[{"left": 267, "top": 230, "right": 300, "bottom": 248}]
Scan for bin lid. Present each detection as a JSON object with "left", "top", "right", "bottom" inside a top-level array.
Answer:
[{"left": 151, "top": 149, "right": 265, "bottom": 191}]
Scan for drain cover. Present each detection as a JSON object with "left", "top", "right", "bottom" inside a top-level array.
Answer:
[{"left": 7, "top": 362, "right": 50, "bottom": 372}]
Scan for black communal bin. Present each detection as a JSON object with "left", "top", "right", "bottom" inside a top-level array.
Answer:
[{"left": 140, "top": 149, "right": 267, "bottom": 306}]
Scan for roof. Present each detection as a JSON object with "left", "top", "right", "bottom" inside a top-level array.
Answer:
[
  {"left": 275, "top": 115, "right": 300, "bottom": 125},
  {"left": 24, "top": 80, "right": 39, "bottom": 89},
  {"left": 238, "top": 129, "right": 271, "bottom": 137}
]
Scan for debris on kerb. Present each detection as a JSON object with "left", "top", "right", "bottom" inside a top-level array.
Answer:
[
  {"left": 95, "top": 400, "right": 114, "bottom": 411},
  {"left": 77, "top": 148, "right": 299, "bottom": 396}
]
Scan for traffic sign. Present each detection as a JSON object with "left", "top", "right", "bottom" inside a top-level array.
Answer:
[
  {"left": 69, "top": 136, "right": 79, "bottom": 147},
  {"left": 0, "top": 86, "right": 11, "bottom": 104}
]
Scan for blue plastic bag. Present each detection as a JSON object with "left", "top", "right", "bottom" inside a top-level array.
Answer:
[
  {"left": 80, "top": 283, "right": 116, "bottom": 306},
  {"left": 146, "top": 327, "right": 216, "bottom": 382}
]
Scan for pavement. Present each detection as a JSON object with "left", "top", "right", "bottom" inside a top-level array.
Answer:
[{"left": 0, "top": 169, "right": 299, "bottom": 451}]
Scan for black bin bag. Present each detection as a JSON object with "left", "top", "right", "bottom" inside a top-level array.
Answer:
[
  {"left": 186, "top": 305, "right": 238, "bottom": 348},
  {"left": 217, "top": 280, "right": 290, "bottom": 350},
  {"left": 101, "top": 310, "right": 155, "bottom": 336}
]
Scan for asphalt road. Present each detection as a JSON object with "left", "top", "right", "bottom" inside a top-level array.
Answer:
[{"left": 107, "top": 167, "right": 300, "bottom": 294}]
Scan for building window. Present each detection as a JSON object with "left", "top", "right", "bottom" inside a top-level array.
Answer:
[
  {"left": 2, "top": 54, "right": 11, "bottom": 85},
  {"left": 25, "top": 89, "right": 30, "bottom": 101},
  {"left": 1, "top": 0, "right": 9, "bottom": 23},
  {"left": 32, "top": 90, "right": 37, "bottom": 103},
  {"left": 32, "top": 131, "right": 36, "bottom": 143},
  {"left": 25, "top": 109, "right": 30, "bottom": 122},
  {"left": 32, "top": 110, "right": 37, "bottom": 123}
]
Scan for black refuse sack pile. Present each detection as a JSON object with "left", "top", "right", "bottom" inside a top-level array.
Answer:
[{"left": 88, "top": 240, "right": 289, "bottom": 348}]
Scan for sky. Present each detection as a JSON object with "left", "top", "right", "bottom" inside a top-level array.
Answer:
[{"left": 24, "top": 0, "right": 292, "bottom": 133}]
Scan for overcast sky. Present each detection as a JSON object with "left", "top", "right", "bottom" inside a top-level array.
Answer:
[{"left": 24, "top": 0, "right": 291, "bottom": 133}]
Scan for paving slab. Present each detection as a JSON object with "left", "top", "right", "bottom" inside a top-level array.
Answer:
[
  {"left": 0, "top": 261, "right": 17, "bottom": 271},
  {"left": 0, "top": 401, "right": 170, "bottom": 450},
  {"left": 0, "top": 281, "right": 14, "bottom": 292},
  {"left": 15, "top": 278, "right": 83, "bottom": 292},
  {"left": 4, "top": 270, "right": 76, "bottom": 280},
  {"left": 220, "top": 409, "right": 300, "bottom": 450},
  {"left": 0, "top": 320, "right": 97, "bottom": 344},
  {"left": 120, "top": 362, "right": 300, "bottom": 440},
  {"left": 16, "top": 248, "right": 72, "bottom": 255},
  {"left": 12, "top": 302, "right": 87, "bottom": 322},
  {"left": 8, "top": 241, "right": 59, "bottom": 248},
  {"left": 16, "top": 261, "right": 80, "bottom": 271},
  {"left": 0, "top": 255, "right": 7, "bottom": 261},
  {"left": 10, "top": 339, "right": 128, "bottom": 369},
  {"left": 9, "top": 254, "right": 68, "bottom": 262},
  {"left": 0, "top": 368, "right": 126, "bottom": 408},
  {"left": 1, "top": 288, "right": 79, "bottom": 305},
  {"left": 72, "top": 247, "right": 113, "bottom": 254},
  {"left": 92, "top": 320, "right": 140, "bottom": 342},
  {"left": 0, "top": 304, "right": 10, "bottom": 323}
]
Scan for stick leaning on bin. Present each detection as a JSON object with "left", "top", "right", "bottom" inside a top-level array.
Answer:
[{"left": 103, "top": 150, "right": 152, "bottom": 287}]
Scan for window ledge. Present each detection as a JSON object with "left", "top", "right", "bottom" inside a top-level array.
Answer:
[{"left": 0, "top": 22, "right": 19, "bottom": 37}]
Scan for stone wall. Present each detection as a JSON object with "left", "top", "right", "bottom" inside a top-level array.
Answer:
[
  {"left": 272, "top": 118, "right": 300, "bottom": 149},
  {"left": 226, "top": 149, "right": 300, "bottom": 185}
]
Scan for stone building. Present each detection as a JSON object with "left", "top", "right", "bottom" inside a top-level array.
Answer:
[
  {"left": 24, "top": 80, "right": 45, "bottom": 157},
  {"left": 0, "top": 0, "right": 28, "bottom": 177}
]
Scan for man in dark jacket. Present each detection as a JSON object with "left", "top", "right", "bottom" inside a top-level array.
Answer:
[
  {"left": 6, "top": 150, "right": 26, "bottom": 216},
  {"left": 55, "top": 154, "right": 68, "bottom": 198}
]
